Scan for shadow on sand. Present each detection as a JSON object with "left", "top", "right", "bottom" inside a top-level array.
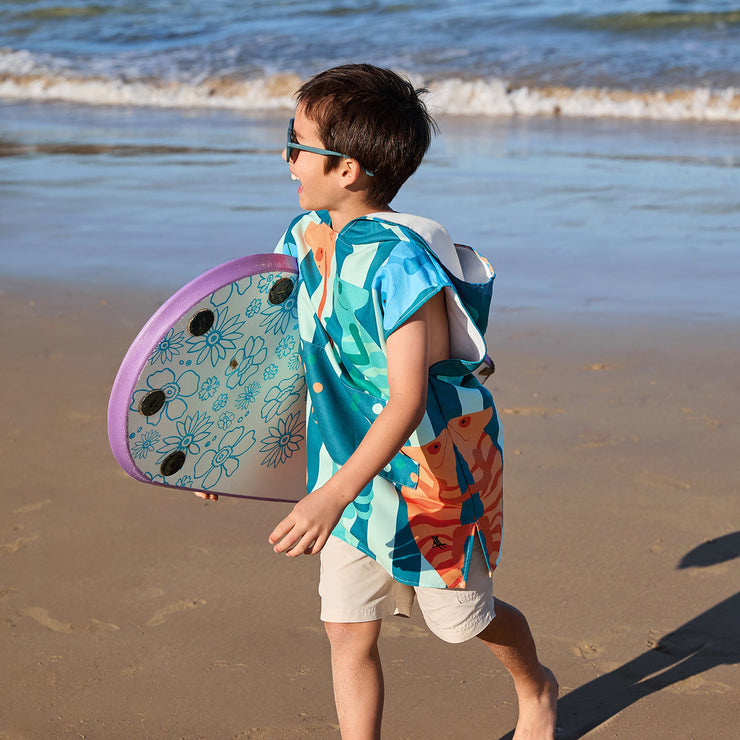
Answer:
[{"left": 499, "top": 532, "right": 740, "bottom": 740}]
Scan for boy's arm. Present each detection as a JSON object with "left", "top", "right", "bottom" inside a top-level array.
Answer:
[{"left": 268, "top": 296, "right": 436, "bottom": 557}]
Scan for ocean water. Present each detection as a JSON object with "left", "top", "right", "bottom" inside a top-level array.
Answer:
[
  {"left": 1, "top": 1, "right": 739, "bottom": 321},
  {"left": 1, "top": 0, "right": 739, "bottom": 120}
]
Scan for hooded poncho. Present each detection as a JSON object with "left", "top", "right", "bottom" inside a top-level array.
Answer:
[{"left": 275, "top": 211, "right": 503, "bottom": 589}]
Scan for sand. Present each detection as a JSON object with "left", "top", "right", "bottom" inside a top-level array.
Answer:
[{"left": 1, "top": 277, "right": 738, "bottom": 739}]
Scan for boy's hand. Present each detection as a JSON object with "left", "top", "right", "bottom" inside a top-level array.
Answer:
[
  {"left": 194, "top": 492, "right": 218, "bottom": 501},
  {"left": 268, "top": 483, "right": 350, "bottom": 557}
]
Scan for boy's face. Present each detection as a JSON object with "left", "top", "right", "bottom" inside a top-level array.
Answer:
[{"left": 283, "top": 106, "right": 344, "bottom": 214}]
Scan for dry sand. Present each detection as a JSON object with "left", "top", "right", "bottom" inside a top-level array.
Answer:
[{"left": 1, "top": 277, "right": 738, "bottom": 739}]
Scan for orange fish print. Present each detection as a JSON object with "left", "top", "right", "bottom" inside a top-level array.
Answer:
[{"left": 400, "top": 408, "right": 503, "bottom": 588}]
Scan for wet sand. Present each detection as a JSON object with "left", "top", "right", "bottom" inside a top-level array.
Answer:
[{"left": 1, "top": 277, "right": 738, "bottom": 739}]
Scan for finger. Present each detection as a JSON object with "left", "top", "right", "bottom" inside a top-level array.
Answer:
[
  {"left": 305, "top": 534, "right": 327, "bottom": 556},
  {"left": 286, "top": 531, "right": 318, "bottom": 558},
  {"left": 301, "top": 539, "right": 318, "bottom": 555},
  {"left": 268, "top": 516, "right": 295, "bottom": 545},
  {"left": 272, "top": 525, "right": 304, "bottom": 554}
]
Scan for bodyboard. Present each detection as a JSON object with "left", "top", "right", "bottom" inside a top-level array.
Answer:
[{"left": 107, "top": 254, "right": 305, "bottom": 502}]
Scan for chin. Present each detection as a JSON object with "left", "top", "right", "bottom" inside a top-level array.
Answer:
[{"left": 298, "top": 195, "right": 317, "bottom": 212}]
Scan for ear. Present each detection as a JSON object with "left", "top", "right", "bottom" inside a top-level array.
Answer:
[{"left": 335, "top": 158, "right": 364, "bottom": 189}]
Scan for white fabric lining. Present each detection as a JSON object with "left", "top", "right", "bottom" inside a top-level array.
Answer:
[{"left": 369, "top": 212, "right": 492, "bottom": 363}]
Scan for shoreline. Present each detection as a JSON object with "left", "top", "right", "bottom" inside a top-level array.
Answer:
[
  {"left": 3, "top": 273, "right": 740, "bottom": 331},
  {"left": 4, "top": 100, "right": 739, "bottom": 324},
  {"left": 1, "top": 275, "right": 738, "bottom": 738}
]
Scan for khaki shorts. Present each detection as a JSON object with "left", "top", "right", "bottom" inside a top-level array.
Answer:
[{"left": 319, "top": 535, "right": 496, "bottom": 644}]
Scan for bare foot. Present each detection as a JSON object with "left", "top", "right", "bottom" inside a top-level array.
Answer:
[{"left": 513, "top": 665, "right": 559, "bottom": 740}]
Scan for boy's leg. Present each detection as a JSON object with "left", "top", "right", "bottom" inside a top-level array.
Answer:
[
  {"left": 477, "top": 599, "right": 558, "bottom": 740},
  {"left": 324, "top": 620, "right": 384, "bottom": 740}
]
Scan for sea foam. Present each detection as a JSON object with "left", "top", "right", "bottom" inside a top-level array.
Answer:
[{"left": 1, "top": 50, "right": 738, "bottom": 123}]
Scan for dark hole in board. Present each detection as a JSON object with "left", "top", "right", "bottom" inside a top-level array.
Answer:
[
  {"left": 160, "top": 450, "right": 186, "bottom": 477},
  {"left": 139, "top": 389, "right": 166, "bottom": 416},
  {"left": 230, "top": 358, "right": 238, "bottom": 369},
  {"left": 268, "top": 277, "right": 294, "bottom": 305},
  {"left": 189, "top": 309, "right": 215, "bottom": 336}
]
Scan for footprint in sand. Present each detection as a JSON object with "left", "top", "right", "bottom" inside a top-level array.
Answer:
[
  {"left": 501, "top": 407, "right": 564, "bottom": 417},
  {"left": 12, "top": 499, "right": 53, "bottom": 515},
  {"left": 629, "top": 469, "right": 692, "bottom": 491},
  {"left": 236, "top": 718, "right": 340, "bottom": 738},
  {"left": 23, "top": 607, "right": 119, "bottom": 635},
  {"left": 571, "top": 641, "right": 605, "bottom": 660},
  {"left": 380, "top": 621, "right": 429, "bottom": 639},
  {"left": 144, "top": 598, "right": 206, "bottom": 627},
  {"left": 572, "top": 429, "right": 625, "bottom": 452},
  {"left": 0, "top": 531, "right": 39, "bottom": 557},
  {"left": 666, "top": 674, "right": 733, "bottom": 696}
]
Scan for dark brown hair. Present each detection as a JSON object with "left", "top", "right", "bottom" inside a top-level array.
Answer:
[{"left": 296, "top": 64, "right": 437, "bottom": 209}]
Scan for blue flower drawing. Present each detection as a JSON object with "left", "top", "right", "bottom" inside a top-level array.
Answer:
[
  {"left": 149, "top": 328, "right": 185, "bottom": 365},
  {"left": 263, "top": 363, "right": 278, "bottom": 381},
  {"left": 176, "top": 475, "right": 194, "bottom": 488},
  {"left": 131, "top": 368, "right": 199, "bottom": 425},
  {"left": 258, "top": 273, "right": 279, "bottom": 293},
  {"left": 198, "top": 376, "right": 220, "bottom": 400},
  {"left": 261, "top": 373, "right": 305, "bottom": 423},
  {"left": 245, "top": 298, "right": 262, "bottom": 318},
  {"left": 236, "top": 381, "right": 261, "bottom": 410},
  {"left": 144, "top": 470, "right": 167, "bottom": 485},
  {"left": 186, "top": 306, "right": 245, "bottom": 366},
  {"left": 155, "top": 410, "right": 213, "bottom": 462},
  {"left": 276, "top": 334, "right": 296, "bottom": 358},
  {"left": 218, "top": 411, "right": 235, "bottom": 430},
  {"left": 132, "top": 430, "right": 161, "bottom": 459},
  {"left": 260, "top": 411, "right": 305, "bottom": 469},
  {"left": 259, "top": 293, "right": 298, "bottom": 335},
  {"left": 212, "top": 393, "right": 228, "bottom": 412},
  {"left": 193, "top": 427, "right": 256, "bottom": 490},
  {"left": 211, "top": 277, "right": 252, "bottom": 307},
  {"left": 225, "top": 336, "right": 267, "bottom": 389}
]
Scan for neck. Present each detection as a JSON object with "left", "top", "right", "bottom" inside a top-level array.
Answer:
[{"left": 329, "top": 204, "right": 392, "bottom": 233}]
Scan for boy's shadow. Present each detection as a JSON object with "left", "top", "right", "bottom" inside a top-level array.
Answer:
[{"left": 499, "top": 532, "right": 740, "bottom": 740}]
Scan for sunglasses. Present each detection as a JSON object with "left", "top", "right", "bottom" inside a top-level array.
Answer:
[{"left": 286, "top": 118, "right": 373, "bottom": 176}]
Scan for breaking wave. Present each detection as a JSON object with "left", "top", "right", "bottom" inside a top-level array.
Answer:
[{"left": 1, "top": 51, "right": 738, "bottom": 122}]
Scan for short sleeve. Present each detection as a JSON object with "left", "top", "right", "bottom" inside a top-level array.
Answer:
[{"left": 374, "top": 240, "right": 450, "bottom": 338}]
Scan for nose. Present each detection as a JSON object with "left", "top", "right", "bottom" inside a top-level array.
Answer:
[{"left": 281, "top": 147, "right": 288, "bottom": 163}]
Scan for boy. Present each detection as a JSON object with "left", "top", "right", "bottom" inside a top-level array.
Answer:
[{"left": 210, "top": 64, "right": 558, "bottom": 739}]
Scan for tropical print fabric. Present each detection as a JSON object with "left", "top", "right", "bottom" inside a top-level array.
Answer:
[{"left": 275, "top": 210, "right": 503, "bottom": 589}]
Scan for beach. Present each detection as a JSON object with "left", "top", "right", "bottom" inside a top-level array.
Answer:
[
  {"left": 1, "top": 0, "right": 739, "bottom": 734},
  {"left": 1, "top": 273, "right": 738, "bottom": 738}
]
